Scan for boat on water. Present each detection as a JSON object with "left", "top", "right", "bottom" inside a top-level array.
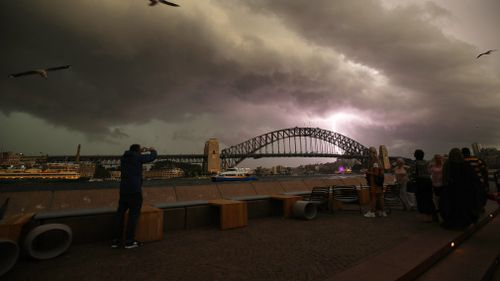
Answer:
[
  {"left": 211, "top": 167, "right": 257, "bottom": 182},
  {"left": 0, "top": 166, "right": 88, "bottom": 183}
]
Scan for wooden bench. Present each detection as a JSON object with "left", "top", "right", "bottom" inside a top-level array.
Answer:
[
  {"left": 208, "top": 199, "right": 247, "bottom": 230},
  {"left": 271, "top": 195, "right": 302, "bottom": 218},
  {"left": 131, "top": 205, "right": 164, "bottom": 242},
  {"left": 0, "top": 213, "right": 35, "bottom": 242}
]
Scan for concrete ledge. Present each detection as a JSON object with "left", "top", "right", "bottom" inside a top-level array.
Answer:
[
  {"left": 163, "top": 208, "right": 185, "bottom": 231},
  {"left": 283, "top": 191, "right": 309, "bottom": 196},
  {"left": 35, "top": 207, "right": 115, "bottom": 220},
  {"left": 223, "top": 196, "right": 274, "bottom": 219},
  {"left": 185, "top": 205, "right": 217, "bottom": 229},
  {"left": 245, "top": 200, "right": 272, "bottom": 219},
  {"left": 153, "top": 200, "right": 209, "bottom": 209},
  {"left": 225, "top": 195, "right": 271, "bottom": 201}
]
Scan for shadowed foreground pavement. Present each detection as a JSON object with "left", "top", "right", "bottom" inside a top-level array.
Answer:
[{"left": 4, "top": 209, "right": 446, "bottom": 281}]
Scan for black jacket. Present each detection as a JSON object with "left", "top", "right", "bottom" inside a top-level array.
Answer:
[{"left": 119, "top": 149, "right": 157, "bottom": 194}]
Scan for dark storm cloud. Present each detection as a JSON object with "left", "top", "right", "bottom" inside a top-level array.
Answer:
[
  {"left": 1, "top": 0, "right": 499, "bottom": 156},
  {"left": 232, "top": 0, "right": 500, "bottom": 152},
  {"left": 0, "top": 0, "right": 362, "bottom": 140}
]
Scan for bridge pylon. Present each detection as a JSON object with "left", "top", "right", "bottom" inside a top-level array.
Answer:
[{"left": 203, "top": 138, "right": 221, "bottom": 174}]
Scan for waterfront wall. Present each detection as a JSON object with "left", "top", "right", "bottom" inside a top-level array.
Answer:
[
  {"left": 0, "top": 175, "right": 395, "bottom": 219},
  {"left": 0, "top": 175, "right": 397, "bottom": 246}
]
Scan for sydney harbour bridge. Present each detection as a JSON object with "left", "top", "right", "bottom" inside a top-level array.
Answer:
[{"left": 48, "top": 127, "right": 370, "bottom": 169}]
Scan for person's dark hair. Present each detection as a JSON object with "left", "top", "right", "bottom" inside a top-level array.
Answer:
[
  {"left": 461, "top": 147, "right": 471, "bottom": 157},
  {"left": 414, "top": 149, "right": 424, "bottom": 160},
  {"left": 129, "top": 144, "right": 141, "bottom": 152},
  {"left": 449, "top": 148, "right": 464, "bottom": 164}
]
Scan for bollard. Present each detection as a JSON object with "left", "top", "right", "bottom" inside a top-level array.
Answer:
[
  {"left": 0, "top": 239, "right": 19, "bottom": 277},
  {"left": 292, "top": 201, "right": 318, "bottom": 220},
  {"left": 24, "top": 223, "right": 72, "bottom": 260}
]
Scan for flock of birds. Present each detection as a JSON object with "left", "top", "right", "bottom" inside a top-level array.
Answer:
[{"left": 5, "top": 1, "right": 497, "bottom": 80}]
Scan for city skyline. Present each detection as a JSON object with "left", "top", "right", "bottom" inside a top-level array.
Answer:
[{"left": 1, "top": 0, "right": 499, "bottom": 166}]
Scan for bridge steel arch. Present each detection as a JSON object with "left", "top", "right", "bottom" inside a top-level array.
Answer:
[{"left": 220, "top": 127, "right": 369, "bottom": 168}]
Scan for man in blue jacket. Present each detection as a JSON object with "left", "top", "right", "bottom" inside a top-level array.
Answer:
[{"left": 112, "top": 144, "right": 157, "bottom": 249}]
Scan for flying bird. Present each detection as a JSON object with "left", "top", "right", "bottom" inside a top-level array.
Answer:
[
  {"left": 9, "top": 65, "right": 71, "bottom": 79},
  {"left": 476, "top": 49, "right": 496, "bottom": 59},
  {"left": 149, "top": 0, "right": 180, "bottom": 7}
]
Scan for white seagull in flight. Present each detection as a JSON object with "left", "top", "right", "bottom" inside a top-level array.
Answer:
[
  {"left": 9, "top": 65, "right": 71, "bottom": 79},
  {"left": 149, "top": 0, "right": 180, "bottom": 7},
  {"left": 476, "top": 49, "right": 496, "bottom": 59}
]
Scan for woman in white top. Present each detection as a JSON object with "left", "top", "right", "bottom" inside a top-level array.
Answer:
[{"left": 394, "top": 158, "right": 416, "bottom": 210}]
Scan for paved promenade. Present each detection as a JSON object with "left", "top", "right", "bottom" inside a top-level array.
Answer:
[
  {"left": 3, "top": 211, "right": 458, "bottom": 281},
  {"left": 3, "top": 207, "right": 471, "bottom": 281}
]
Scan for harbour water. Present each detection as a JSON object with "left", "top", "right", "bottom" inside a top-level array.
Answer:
[{"left": 0, "top": 174, "right": 362, "bottom": 192}]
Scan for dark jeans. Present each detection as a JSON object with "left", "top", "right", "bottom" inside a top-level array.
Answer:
[{"left": 113, "top": 192, "right": 143, "bottom": 242}]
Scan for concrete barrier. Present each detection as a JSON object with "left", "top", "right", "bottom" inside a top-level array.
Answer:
[
  {"left": 175, "top": 184, "right": 221, "bottom": 201},
  {"left": 0, "top": 239, "right": 19, "bottom": 277},
  {"left": 50, "top": 189, "right": 117, "bottom": 210},
  {"left": 143, "top": 186, "right": 177, "bottom": 205},
  {"left": 216, "top": 182, "right": 257, "bottom": 199},
  {"left": 0, "top": 191, "right": 52, "bottom": 218},
  {"left": 279, "top": 180, "right": 309, "bottom": 194},
  {"left": 251, "top": 181, "right": 286, "bottom": 196}
]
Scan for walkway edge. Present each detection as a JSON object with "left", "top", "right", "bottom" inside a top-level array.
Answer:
[{"left": 328, "top": 204, "right": 500, "bottom": 281}]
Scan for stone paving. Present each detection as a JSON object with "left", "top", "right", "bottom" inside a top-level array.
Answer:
[{"left": 4, "top": 210, "right": 438, "bottom": 281}]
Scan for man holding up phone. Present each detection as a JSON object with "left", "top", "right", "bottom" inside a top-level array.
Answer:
[{"left": 111, "top": 144, "right": 157, "bottom": 249}]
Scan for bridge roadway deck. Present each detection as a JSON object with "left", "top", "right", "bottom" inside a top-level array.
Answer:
[{"left": 4, "top": 202, "right": 499, "bottom": 281}]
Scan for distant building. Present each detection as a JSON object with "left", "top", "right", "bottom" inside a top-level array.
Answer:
[
  {"left": 272, "top": 165, "right": 291, "bottom": 175},
  {"left": 479, "top": 147, "right": 500, "bottom": 169},
  {"left": 78, "top": 163, "right": 96, "bottom": 178},
  {"left": 0, "top": 152, "right": 21, "bottom": 166},
  {"left": 109, "top": 168, "right": 185, "bottom": 180},
  {"left": 144, "top": 168, "right": 184, "bottom": 179},
  {"left": 109, "top": 170, "right": 121, "bottom": 180}
]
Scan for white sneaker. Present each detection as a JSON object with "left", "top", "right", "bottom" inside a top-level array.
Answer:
[
  {"left": 364, "top": 211, "right": 376, "bottom": 218},
  {"left": 380, "top": 211, "right": 388, "bottom": 217}
]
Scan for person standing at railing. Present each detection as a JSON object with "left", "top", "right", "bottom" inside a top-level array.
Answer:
[{"left": 111, "top": 144, "right": 157, "bottom": 249}]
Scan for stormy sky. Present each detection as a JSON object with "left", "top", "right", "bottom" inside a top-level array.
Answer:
[{"left": 1, "top": 0, "right": 499, "bottom": 165}]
